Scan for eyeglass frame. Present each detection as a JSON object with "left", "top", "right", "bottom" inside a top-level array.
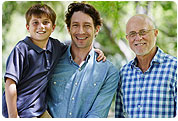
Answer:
[{"left": 126, "top": 29, "right": 156, "bottom": 38}]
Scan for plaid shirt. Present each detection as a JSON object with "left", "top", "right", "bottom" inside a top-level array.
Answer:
[{"left": 115, "top": 47, "right": 177, "bottom": 118}]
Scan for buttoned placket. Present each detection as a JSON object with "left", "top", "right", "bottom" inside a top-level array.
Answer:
[
  {"left": 136, "top": 68, "right": 144, "bottom": 114},
  {"left": 67, "top": 52, "right": 91, "bottom": 117},
  {"left": 67, "top": 60, "right": 87, "bottom": 117},
  {"left": 44, "top": 50, "right": 50, "bottom": 70}
]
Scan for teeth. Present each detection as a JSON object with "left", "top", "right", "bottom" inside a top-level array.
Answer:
[
  {"left": 37, "top": 31, "right": 46, "bottom": 34},
  {"left": 77, "top": 37, "right": 87, "bottom": 40},
  {"left": 136, "top": 43, "right": 145, "bottom": 46}
]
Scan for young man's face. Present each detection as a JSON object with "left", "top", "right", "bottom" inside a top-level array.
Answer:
[
  {"left": 68, "top": 11, "right": 100, "bottom": 49},
  {"left": 26, "top": 15, "right": 55, "bottom": 42}
]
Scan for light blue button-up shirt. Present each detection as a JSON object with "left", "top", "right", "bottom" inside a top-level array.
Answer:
[{"left": 47, "top": 46, "right": 119, "bottom": 118}]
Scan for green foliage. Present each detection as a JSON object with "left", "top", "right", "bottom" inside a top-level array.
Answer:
[
  {"left": 2, "top": 0, "right": 177, "bottom": 92},
  {"left": 152, "top": 1, "right": 177, "bottom": 56},
  {"left": 1, "top": 1, "right": 177, "bottom": 117},
  {"left": 2, "top": 1, "right": 177, "bottom": 58}
]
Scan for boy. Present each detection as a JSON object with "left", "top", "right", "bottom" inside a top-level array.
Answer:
[
  {"left": 2, "top": 3, "right": 105, "bottom": 118},
  {"left": 2, "top": 3, "right": 67, "bottom": 118}
]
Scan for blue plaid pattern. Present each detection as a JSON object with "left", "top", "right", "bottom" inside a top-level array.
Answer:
[{"left": 115, "top": 47, "right": 177, "bottom": 118}]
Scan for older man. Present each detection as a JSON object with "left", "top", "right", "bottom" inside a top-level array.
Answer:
[{"left": 115, "top": 14, "right": 177, "bottom": 118}]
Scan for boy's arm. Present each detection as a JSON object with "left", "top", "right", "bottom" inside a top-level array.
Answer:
[{"left": 5, "top": 78, "right": 19, "bottom": 118}]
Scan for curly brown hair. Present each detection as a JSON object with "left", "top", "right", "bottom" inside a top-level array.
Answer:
[{"left": 65, "top": 2, "right": 102, "bottom": 29}]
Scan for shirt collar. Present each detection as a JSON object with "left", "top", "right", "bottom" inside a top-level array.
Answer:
[
  {"left": 131, "top": 47, "right": 165, "bottom": 68},
  {"left": 24, "top": 36, "right": 52, "bottom": 53},
  {"left": 67, "top": 45, "right": 93, "bottom": 63},
  {"left": 151, "top": 47, "right": 165, "bottom": 64}
]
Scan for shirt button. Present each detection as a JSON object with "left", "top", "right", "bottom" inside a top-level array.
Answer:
[
  {"left": 123, "top": 112, "right": 128, "bottom": 117},
  {"left": 78, "top": 68, "right": 81, "bottom": 71},
  {"left": 69, "top": 112, "right": 72, "bottom": 116},
  {"left": 54, "top": 82, "right": 56, "bottom": 85},
  {"left": 72, "top": 97, "right": 75, "bottom": 100},
  {"left": 75, "top": 82, "right": 78, "bottom": 86},
  {"left": 94, "top": 83, "right": 96, "bottom": 86}
]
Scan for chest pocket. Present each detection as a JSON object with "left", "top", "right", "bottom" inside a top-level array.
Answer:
[
  {"left": 48, "top": 74, "right": 67, "bottom": 103},
  {"left": 81, "top": 77, "right": 104, "bottom": 104}
]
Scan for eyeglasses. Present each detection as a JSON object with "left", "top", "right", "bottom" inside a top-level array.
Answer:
[{"left": 126, "top": 29, "right": 155, "bottom": 38}]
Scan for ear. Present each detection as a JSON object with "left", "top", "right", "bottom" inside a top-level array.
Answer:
[
  {"left": 52, "top": 24, "right": 56, "bottom": 32},
  {"left": 154, "top": 29, "right": 158, "bottom": 37},
  {"left": 26, "top": 24, "right": 30, "bottom": 32},
  {"left": 67, "top": 27, "right": 70, "bottom": 33},
  {"left": 126, "top": 35, "right": 129, "bottom": 40},
  {"left": 95, "top": 25, "right": 101, "bottom": 36}
]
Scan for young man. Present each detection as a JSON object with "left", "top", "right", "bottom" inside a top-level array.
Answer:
[
  {"left": 2, "top": 3, "right": 104, "bottom": 118},
  {"left": 115, "top": 14, "right": 177, "bottom": 118},
  {"left": 47, "top": 2, "right": 119, "bottom": 118}
]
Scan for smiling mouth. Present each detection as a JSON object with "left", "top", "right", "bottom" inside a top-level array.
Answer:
[
  {"left": 135, "top": 43, "right": 146, "bottom": 46},
  {"left": 76, "top": 37, "right": 88, "bottom": 40},
  {"left": 37, "top": 31, "right": 46, "bottom": 34}
]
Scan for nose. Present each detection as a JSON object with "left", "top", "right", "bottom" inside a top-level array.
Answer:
[
  {"left": 78, "top": 26, "right": 85, "bottom": 34},
  {"left": 134, "top": 33, "right": 142, "bottom": 41},
  {"left": 39, "top": 23, "right": 45, "bottom": 29}
]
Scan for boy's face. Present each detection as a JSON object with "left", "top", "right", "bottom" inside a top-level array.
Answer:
[{"left": 26, "top": 15, "right": 55, "bottom": 42}]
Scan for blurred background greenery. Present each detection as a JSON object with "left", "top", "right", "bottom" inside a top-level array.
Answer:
[{"left": 2, "top": 1, "right": 177, "bottom": 118}]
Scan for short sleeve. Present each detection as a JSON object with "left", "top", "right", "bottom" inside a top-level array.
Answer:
[{"left": 4, "top": 46, "right": 24, "bottom": 84}]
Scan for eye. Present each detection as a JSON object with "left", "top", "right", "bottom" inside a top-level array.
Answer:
[
  {"left": 129, "top": 32, "right": 137, "bottom": 37},
  {"left": 43, "top": 21, "right": 50, "bottom": 25},
  {"left": 32, "top": 21, "right": 38, "bottom": 25},
  {"left": 85, "top": 24, "right": 91, "bottom": 28},
  {"left": 139, "top": 30, "right": 147, "bottom": 35},
  {"left": 72, "top": 24, "right": 78, "bottom": 28}
]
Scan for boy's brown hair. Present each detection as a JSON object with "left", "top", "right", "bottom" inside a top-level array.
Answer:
[{"left": 25, "top": 3, "right": 56, "bottom": 25}]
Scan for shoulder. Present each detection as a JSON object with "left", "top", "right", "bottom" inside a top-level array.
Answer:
[
  {"left": 10, "top": 39, "right": 29, "bottom": 57},
  {"left": 106, "top": 60, "right": 119, "bottom": 73},
  {"left": 156, "top": 48, "right": 177, "bottom": 65},
  {"left": 49, "top": 37, "right": 68, "bottom": 55},
  {"left": 163, "top": 52, "right": 177, "bottom": 64},
  {"left": 163, "top": 54, "right": 177, "bottom": 76},
  {"left": 16, "top": 39, "right": 28, "bottom": 49},
  {"left": 94, "top": 53, "right": 119, "bottom": 76},
  {"left": 158, "top": 50, "right": 177, "bottom": 72},
  {"left": 120, "top": 60, "right": 133, "bottom": 72},
  {"left": 49, "top": 37, "right": 67, "bottom": 48},
  {"left": 118, "top": 59, "right": 134, "bottom": 77}
]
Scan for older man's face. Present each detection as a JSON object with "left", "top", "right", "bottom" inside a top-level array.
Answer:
[{"left": 126, "top": 16, "right": 158, "bottom": 56}]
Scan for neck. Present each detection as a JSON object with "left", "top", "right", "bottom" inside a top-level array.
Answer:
[
  {"left": 70, "top": 45, "right": 92, "bottom": 65},
  {"left": 31, "top": 38, "right": 48, "bottom": 50},
  {"left": 136, "top": 46, "right": 157, "bottom": 73}
]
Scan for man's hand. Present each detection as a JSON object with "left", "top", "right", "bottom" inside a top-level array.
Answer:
[{"left": 94, "top": 48, "right": 106, "bottom": 62}]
